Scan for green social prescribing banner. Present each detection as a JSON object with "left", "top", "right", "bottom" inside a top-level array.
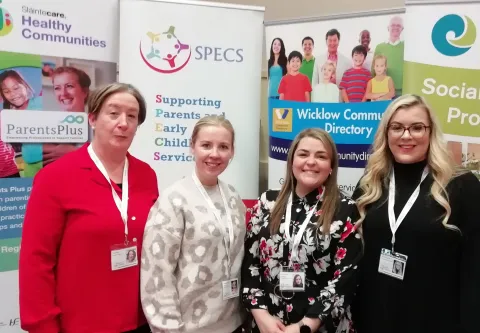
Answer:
[{"left": 403, "top": 61, "right": 480, "bottom": 138}]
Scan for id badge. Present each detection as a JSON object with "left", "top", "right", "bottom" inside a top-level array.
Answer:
[
  {"left": 222, "top": 278, "right": 239, "bottom": 300},
  {"left": 279, "top": 266, "right": 305, "bottom": 291},
  {"left": 111, "top": 242, "right": 138, "bottom": 271},
  {"left": 378, "top": 248, "right": 407, "bottom": 280}
]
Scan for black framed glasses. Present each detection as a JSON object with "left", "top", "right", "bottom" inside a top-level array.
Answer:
[{"left": 388, "top": 122, "right": 430, "bottom": 139}]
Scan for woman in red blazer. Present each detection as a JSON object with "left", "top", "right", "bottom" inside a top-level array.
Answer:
[{"left": 19, "top": 83, "right": 159, "bottom": 333}]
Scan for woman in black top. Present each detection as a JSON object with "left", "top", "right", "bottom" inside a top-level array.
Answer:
[
  {"left": 242, "top": 128, "right": 362, "bottom": 333},
  {"left": 352, "top": 94, "right": 480, "bottom": 333}
]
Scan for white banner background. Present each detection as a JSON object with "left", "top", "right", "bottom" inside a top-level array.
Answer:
[
  {"left": 119, "top": 0, "right": 264, "bottom": 199},
  {"left": 0, "top": 0, "right": 118, "bottom": 330}
]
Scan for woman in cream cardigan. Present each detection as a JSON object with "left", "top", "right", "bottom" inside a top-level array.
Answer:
[{"left": 141, "top": 115, "right": 246, "bottom": 333}]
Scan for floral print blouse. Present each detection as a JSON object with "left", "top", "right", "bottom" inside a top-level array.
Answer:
[{"left": 241, "top": 188, "right": 362, "bottom": 333}]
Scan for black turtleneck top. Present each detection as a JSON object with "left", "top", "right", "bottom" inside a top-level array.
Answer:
[{"left": 352, "top": 161, "right": 480, "bottom": 333}]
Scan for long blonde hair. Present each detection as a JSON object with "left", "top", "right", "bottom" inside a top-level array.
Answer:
[
  {"left": 270, "top": 128, "right": 340, "bottom": 234},
  {"left": 356, "top": 94, "right": 463, "bottom": 230}
]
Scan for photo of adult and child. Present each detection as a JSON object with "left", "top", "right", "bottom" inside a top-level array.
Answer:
[
  {"left": 0, "top": 51, "right": 116, "bottom": 179},
  {"left": 267, "top": 15, "right": 405, "bottom": 103}
]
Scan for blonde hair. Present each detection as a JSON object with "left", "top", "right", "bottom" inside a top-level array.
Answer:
[
  {"left": 269, "top": 128, "right": 340, "bottom": 234},
  {"left": 322, "top": 60, "right": 336, "bottom": 76},
  {"left": 373, "top": 54, "right": 387, "bottom": 66},
  {"left": 372, "top": 55, "right": 387, "bottom": 74},
  {"left": 356, "top": 94, "right": 464, "bottom": 230},
  {"left": 190, "top": 114, "right": 235, "bottom": 147}
]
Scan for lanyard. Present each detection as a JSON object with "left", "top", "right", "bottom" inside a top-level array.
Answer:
[
  {"left": 284, "top": 190, "right": 323, "bottom": 266},
  {"left": 388, "top": 167, "right": 428, "bottom": 252},
  {"left": 88, "top": 145, "right": 130, "bottom": 244},
  {"left": 192, "top": 171, "right": 234, "bottom": 276}
]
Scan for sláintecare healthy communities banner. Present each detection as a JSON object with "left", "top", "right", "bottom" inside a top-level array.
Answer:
[
  {"left": 265, "top": 9, "right": 406, "bottom": 195},
  {"left": 0, "top": 0, "right": 118, "bottom": 330},
  {"left": 118, "top": 0, "right": 265, "bottom": 200},
  {"left": 403, "top": 1, "right": 480, "bottom": 180}
]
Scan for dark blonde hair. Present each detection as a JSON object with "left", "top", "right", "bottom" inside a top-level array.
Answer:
[
  {"left": 190, "top": 115, "right": 235, "bottom": 147},
  {"left": 270, "top": 128, "right": 340, "bottom": 234},
  {"left": 86, "top": 83, "right": 147, "bottom": 125},
  {"left": 372, "top": 54, "right": 388, "bottom": 73}
]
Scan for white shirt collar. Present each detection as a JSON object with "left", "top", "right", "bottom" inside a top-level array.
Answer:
[{"left": 387, "top": 39, "right": 402, "bottom": 46}]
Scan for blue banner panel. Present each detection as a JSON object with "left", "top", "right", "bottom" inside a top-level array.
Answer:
[
  {"left": 268, "top": 98, "right": 389, "bottom": 144},
  {"left": 337, "top": 144, "right": 372, "bottom": 168},
  {"left": 268, "top": 98, "right": 389, "bottom": 169},
  {"left": 269, "top": 136, "right": 291, "bottom": 161}
]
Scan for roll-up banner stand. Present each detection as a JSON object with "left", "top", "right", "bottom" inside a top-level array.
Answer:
[
  {"left": 403, "top": 0, "right": 480, "bottom": 180},
  {"left": 0, "top": 0, "right": 118, "bottom": 330},
  {"left": 118, "top": 0, "right": 265, "bottom": 204},
  {"left": 265, "top": 8, "right": 406, "bottom": 195}
]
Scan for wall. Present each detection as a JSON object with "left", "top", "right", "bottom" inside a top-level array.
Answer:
[{"left": 205, "top": 0, "right": 404, "bottom": 193}]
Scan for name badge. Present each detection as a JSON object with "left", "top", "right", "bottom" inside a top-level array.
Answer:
[
  {"left": 111, "top": 242, "right": 138, "bottom": 271},
  {"left": 378, "top": 248, "right": 407, "bottom": 280},
  {"left": 280, "top": 266, "right": 305, "bottom": 291},
  {"left": 222, "top": 278, "right": 239, "bottom": 300}
]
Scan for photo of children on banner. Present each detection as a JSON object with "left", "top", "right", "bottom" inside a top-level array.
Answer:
[
  {"left": 267, "top": 15, "right": 405, "bottom": 103},
  {"left": 339, "top": 45, "right": 371, "bottom": 103},
  {"left": 299, "top": 37, "right": 315, "bottom": 84},
  {"left": 373, "top": 16, "right": 404, "bottom": 96},
  {"left": 0, "top": 68, "right": 43, "bottom": 178},
  {"left": 0, "top": 69, "right": 42, "bottom": 110},
  {"left": 359, "top": 29, "right": 374, "bottom": 71},
  {"left": 312, "top": 29, "right": 351, "bottom": 86},
  {"left": 278, "top": 51, "right": 312, "bottom": 102},
  {"left": 311, "top": 60, "right": 340, "bottom": 102},
  {"left": 267, "top": 38, "right": 287, "bottom": 99},
  {"left": 364, "top": 54, "right": 395, "bottom": 101}
]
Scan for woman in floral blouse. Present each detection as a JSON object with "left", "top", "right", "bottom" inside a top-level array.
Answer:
[{"left": 241, "top": 128, "right": 362, "bottom": 333}]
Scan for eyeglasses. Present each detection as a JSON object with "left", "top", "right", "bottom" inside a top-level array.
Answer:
[{"left": 388, "top": 122, "right": 430, "bottom": 139}]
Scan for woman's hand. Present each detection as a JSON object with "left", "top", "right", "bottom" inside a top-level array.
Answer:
[
  {"left": 283, "top": 324, "right": 300, "bottom": 333},
  {"left": 252, "top": 309, "right": 286, "bottom": 333}
]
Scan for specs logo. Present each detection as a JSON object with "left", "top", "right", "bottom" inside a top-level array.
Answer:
[{"left": 139, "top": 26, "right": 191, "bottom": 74}]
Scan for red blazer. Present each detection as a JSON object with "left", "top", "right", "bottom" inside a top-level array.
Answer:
[{"left": 19, "top": 143, "right": 159, "bottom": 333}]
